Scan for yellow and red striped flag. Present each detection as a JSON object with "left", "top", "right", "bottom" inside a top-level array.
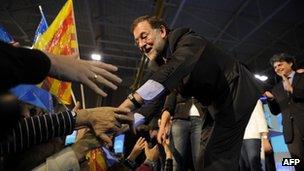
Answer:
[{"left": 33, "top": 0, "right": 78, "bottom": 104}]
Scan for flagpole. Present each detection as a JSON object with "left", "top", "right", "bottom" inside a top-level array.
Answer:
[
  {"left": 70, "top": 89, "right": 77, "bottom": 106},
  {"left": 71, "top": 2, "right": 87, "bottom": 142},
  {"left": 70, "top": 0, "right": 86, "bottom": 109},
  {"left": 38, "top": 5, "right": 43, "bottom": 15},
  {"left": 31, "top": 5, "right": 46, "bottom": 49}
]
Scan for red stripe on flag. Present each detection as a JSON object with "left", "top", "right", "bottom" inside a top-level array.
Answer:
[
  {"left": 45, "top": 10, "right": 74, "bottom": 55},
  {"left": 57, "top": 81, "right": 69, "bottom": 98},
  {"left": 41, "top": 77, "right": 53, "bottom": 90}
]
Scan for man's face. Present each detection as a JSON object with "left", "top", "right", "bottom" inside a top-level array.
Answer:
[
  {"left": 133, "top": 21, "right": 167, "bottom": 61},
  {"left": 273, "top": 61, "right": 293, "bottom": 76}
]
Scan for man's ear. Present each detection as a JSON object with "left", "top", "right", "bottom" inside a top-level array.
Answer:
[{"left": 159, "top": 25, "right": 167, "bottom": 38}]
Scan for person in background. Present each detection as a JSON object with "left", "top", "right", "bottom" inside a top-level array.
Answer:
[
  {"left": 123, "top": 137, "right": 146, "bottom": 170},
  {"left": 239, "top": 99, "right": 272, "bottom": 171},
  {"left": 264, "top": 53, "right": 304, "bottom": 171},
  {"left": 158, "top": 90, "right": 207, "bottom": 171},
  {"left": 135, "top": 137, "right": 173, "bottom": 171}
]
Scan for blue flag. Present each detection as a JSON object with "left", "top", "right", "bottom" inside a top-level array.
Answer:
[
  {"left": 33, "top": 6, "right": 48, "bottom": 43},
  {"left": 10, "top": 84, "right": 54, "bottom": 112},
  {"left": 0, "top": 25, "right": 14, "bottom": 43}
]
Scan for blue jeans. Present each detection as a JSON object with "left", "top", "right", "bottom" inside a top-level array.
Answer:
[{"left": 170, "top": 117, "right": 203, "bottom": 171}]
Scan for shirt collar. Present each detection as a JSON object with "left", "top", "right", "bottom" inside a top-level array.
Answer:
[
  {"left": 287, "top": 71, "right": 295, "bottom": 84},
  {"left": 288, "top": 71, "right": 295, "bottom": 79}
]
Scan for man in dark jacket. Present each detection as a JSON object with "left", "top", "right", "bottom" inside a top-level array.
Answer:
[
  {"left": 264, "top": 53, "right": 304, "bottom": 170},
  {"left": 119, "top": 15, "right": 261, "bottom": 170}
]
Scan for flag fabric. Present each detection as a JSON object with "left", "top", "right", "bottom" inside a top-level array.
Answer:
[
  {"left": 33, "top": 0, "right": 78, "bottom": 104},
  {"left": 33, "top": 6, "right": 49, "bottom": 44},
  {"left": 0, "top": 25, "right": 14, "bottom": 43},
  {"left": 86, "top": 148, "right": 108, "bottom": 171},
  {"left": 10, "top": 85, "right": 54, "bottom": 112}
]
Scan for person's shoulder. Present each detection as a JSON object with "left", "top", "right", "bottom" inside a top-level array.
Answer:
[
  {"left": 169, "top": 28, "right": 207, "bottom": 47},
  {"left": 169, "top": 28, "right": 192, "bottom": 41},
  {"left": 294, "top": 72, "right": 304, "bottom": 82},
  {"left": 170, "top": 27, "right": 191, "bottom": 34},
  {"left": 169, "top": 27, "right": 201, "bottom": 39},
  {"left": 295, "top": 71, "right": 304, "bottom": 77}
]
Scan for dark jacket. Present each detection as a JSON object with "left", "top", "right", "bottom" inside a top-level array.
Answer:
[
  {"left": 268, "top": 72, "right": 304, "bottom": 143},
  {"left": 150, "top": 28, "right": 261, "bottom": 126},
  {"left": 0, "top": 41, "right": 50, "bottom": 91},
  {"left": 164, "top": 28, "right": 262, "bottom": 171},
  {"left": 138, "top": 27, "right": 262, "bottom": 170},
  {"left": 163, "top": 89, "right": 206, "bottom": 119}
]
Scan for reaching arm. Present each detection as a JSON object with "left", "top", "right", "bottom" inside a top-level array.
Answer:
[
  {"left": 0, "top": 111, "right": 75, "bottom": 156},
  {"left": 120, "top": 33, "right": 206, "bottom": 110}
]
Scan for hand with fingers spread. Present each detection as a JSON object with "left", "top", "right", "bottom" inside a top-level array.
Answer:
[
  {"left": 46, "top": 52, "right": 122, "bottom": 97},
  {"left": 75, "top": 107, "right": 133, "bottom": 146},
  {"left": 144, "top": 142, "right": 159, "bottom": 162},
  {"left": 128, "top": 137, "right": 146, "bottom": 161}
]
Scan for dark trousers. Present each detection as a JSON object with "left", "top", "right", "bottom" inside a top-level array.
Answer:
[
  {"left": 198, "top": 114, "right": 250, "bottom": 171},
  {"left": 286, "top": 124, "right": 304, "bottom": 171},
  {"left": 239, "top": 139, "right": 262, "bottom": 171}
]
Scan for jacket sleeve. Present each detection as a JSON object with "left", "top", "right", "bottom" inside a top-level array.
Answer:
[
  {"left": 0, "top": 41, "right": 50, "bottom": 90},
  {"left": 136, "top": 93, "right": 166, "bottom": 120},
  {"left": 162, "top": 90, "right": 178, "bottom": 116},
  {"left": 0, "top": 111, "right": 75, "bottom": 156},
  {"left": 150, "top": 34, "right": 206, "bottom": 92},
  {"left": 291, "top": 88, "right": 304, "bottom": 100},
  {"left": 267, "top": 98, "right": 281, "bottom": 115},
  {"left": 290, "top": 75, "right": 304, "bottom": 100}
]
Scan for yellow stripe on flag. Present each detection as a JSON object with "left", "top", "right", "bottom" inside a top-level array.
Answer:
[{"left": 33, "top": 0, "right": 78, "bottom": 104}]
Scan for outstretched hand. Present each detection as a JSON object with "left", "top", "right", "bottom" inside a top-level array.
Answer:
[
  {"left": 128, "top": 137, "right": 146, "bottom": 161},
  {"left": 144, "top": 142, "right": 159, "bottom": 162},
  {"left": 75, "top": 107, "right": 133, "bottom": 146},
  {"left": 47, "top": 53, "right": 122, "bottom": 97}
]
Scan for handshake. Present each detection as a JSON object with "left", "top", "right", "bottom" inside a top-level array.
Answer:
[{"left": 71, "top": 106, "right": 133, "bottom": 162}]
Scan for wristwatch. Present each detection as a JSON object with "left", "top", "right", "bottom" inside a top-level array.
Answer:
[{"left": 127, "top": 93, "right": 142, "bottom": 108}]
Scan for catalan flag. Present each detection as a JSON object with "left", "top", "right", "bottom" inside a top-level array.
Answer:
[{"left": 33, "top": 0, "right": 78, "bottom": 104}]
